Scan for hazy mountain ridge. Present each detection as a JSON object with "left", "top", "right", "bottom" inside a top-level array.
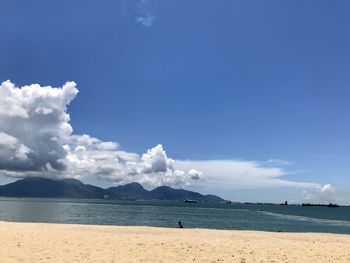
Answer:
[{"left": 0, "top": 177, "right": 225, "bottom": 203}]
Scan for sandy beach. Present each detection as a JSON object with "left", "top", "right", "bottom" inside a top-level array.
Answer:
[{"left": 0, "top": 222, "right": 349, "bottom": 262}]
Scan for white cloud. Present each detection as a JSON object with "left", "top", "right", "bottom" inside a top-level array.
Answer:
[
  {"left": 63, "top": 140, "right": 195, "bottom": 187},
  {"left": 70, "top": 134, "right": 119, "bottom": 151},
  {"left": 139, "top": 144, "right": 174, "bottom": 173},
  {"left": 120, "top": 0, "right": 156, "bottom": 27},
  {"left": 0, "top": 80, "right": 332, "bottom": 195},
  {"left": 319, "top": 184, "right": 334, "bottom": 193},
  {"left": 0, "top": 81, "right": 198, "bottom": 187},
  {"left": 135, "top": 0, "right": 156, "bottom": 27},
  {"left": 136, "top": 14, "right": 155, "bottom": 27},
  {"left": 0, "top": 80, "right": 77, "bottom": 173},
  {"left": 188, "top": 169, "right": 203, "bottom": 180},
  {"left": 98, "top": 141, "right": 119, "bottom": 150},
  {"left": 263, "top": 159, "right": 291, "bottom": 166},
  {"left": 174, "top": 160, "right": 320, "bottom": 189},
  {"left": 302, "top": 184, "right": 335, "bottom": 203}
]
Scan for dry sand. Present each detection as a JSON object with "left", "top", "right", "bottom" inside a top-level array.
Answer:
[{"left": 0, "top": 221, "right": 350, "bottom": 263}]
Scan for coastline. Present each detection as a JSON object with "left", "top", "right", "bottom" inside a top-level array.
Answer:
[{"left": 1, "top": 221, "right": 350, "bottom": 262}]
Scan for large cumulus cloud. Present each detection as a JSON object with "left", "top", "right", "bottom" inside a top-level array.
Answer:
[
  {"left": 0, "top": 81, "right": 200, "bottom": 186},
  {"left": 0, "top": 80, "right": 77, "bottom": 174}
]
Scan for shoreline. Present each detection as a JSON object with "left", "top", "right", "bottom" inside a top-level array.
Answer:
[
  {"left": 1, "top": 219, "right": 350, "bottom": 235},
  {"left": 1, "top": 221, "right": 350, "bottom": 262}
]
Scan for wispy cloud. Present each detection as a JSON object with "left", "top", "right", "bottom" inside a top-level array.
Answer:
[
  {"left": 263, "top": 159, "right": 291, "bottom": 166},
  {"left": 121, "top": 0, "right": 156, "bottom": 27},
  {"left": 136, "top": 13, "right": 155, "bottom": 27},
  {"left": 135, "top": 0, "right": 156, "bottom": 27},
  {"left": 175, "top": 160, "right": 320, "bottom": 190}
]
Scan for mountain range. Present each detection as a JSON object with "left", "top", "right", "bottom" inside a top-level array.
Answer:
[{"left": 0, "top": 177, "right": 225, "bottom": 203}]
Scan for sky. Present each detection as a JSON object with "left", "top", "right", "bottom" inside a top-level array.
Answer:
[{"left": 0, "top": 0, "right": 349, "bottom": 204}]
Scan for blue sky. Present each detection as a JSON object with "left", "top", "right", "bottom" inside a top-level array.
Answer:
[{"left": 0, "top": 0, "right": 349, "bottom": 203}]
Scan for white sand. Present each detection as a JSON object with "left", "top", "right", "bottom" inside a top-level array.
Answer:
[{"left": 0, "top": 221, "right": 350, "bottom": 262}]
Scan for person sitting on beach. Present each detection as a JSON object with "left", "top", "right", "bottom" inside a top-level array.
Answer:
[{"left": 177, "top": 221, "right": 183, "bottom": 228}]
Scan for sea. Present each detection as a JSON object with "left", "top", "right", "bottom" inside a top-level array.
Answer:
[{"left": 0, "top": 198, "right": 350, "bottom": 234}]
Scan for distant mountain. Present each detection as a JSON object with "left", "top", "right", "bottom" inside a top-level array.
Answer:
[
  {"left": 149, "top": 186, "right": 224, "bottom": 203},
  {"left": 0, "top": 177, "right": 105, "bottom": 199},
  {"left": 106, "top": 182, "right": 151, "bottom": 200},
  {"left": 0, "top": 177, "right": 225, "bottom": 203}
]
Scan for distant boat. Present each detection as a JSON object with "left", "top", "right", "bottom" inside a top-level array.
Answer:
[
  {"left": 184, "top": 199, "right": 198, "bottom": 203},
  {"left": 327, "top": 203, "right": 339, "bottom": 208},
  {"left": 280, "top": 201, "right": 288, "bottom": 206},
  {"left": 226, "top": 201, "right": 232, "bottom": 204},
  {"left": 302, "top": 203, "right": 321, "bottom": 207},
  {"left": 302, "top": 203, "right": 340, "bottom": 208}
]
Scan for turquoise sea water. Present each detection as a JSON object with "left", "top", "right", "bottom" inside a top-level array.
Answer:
[{"left": 0, "top": 198, "right": 349, "bottom": 234}]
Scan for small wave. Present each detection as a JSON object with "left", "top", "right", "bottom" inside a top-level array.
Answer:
[{"left": 258, "top": 211, "right": 350, "bottom": 227}]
